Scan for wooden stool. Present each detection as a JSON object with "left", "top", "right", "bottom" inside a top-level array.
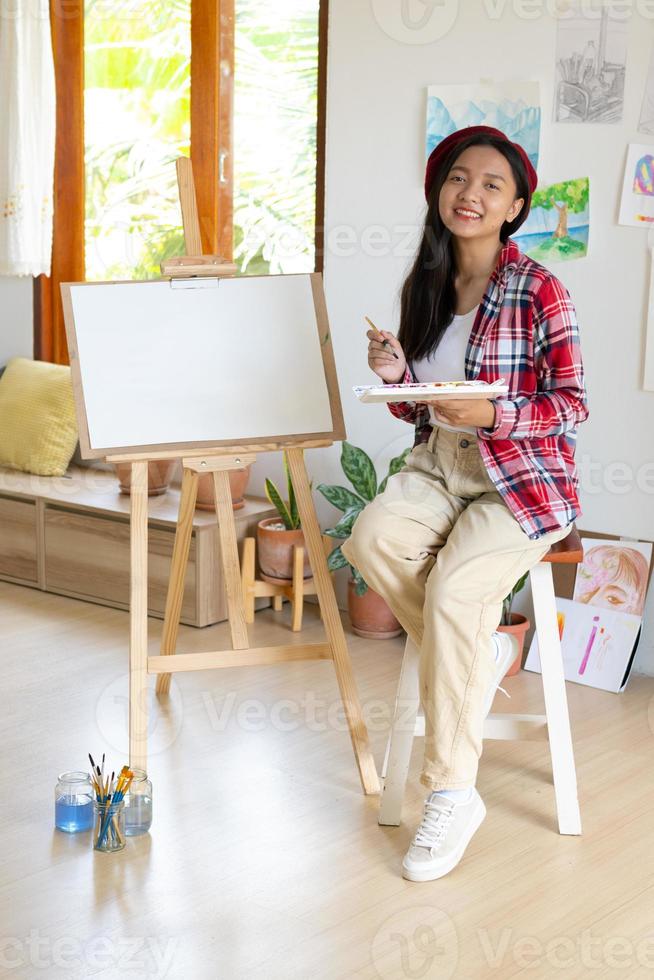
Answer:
[
  {"left": 378, "top": 526, "right": 584, "bottom": 835},
  {"left": 241, "top": 538, "right": 319, "bottom": 631}
]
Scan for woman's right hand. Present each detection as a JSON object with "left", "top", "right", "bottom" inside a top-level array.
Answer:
[{"left": 366, "top": 329, "right": 407, "bottom": 383}]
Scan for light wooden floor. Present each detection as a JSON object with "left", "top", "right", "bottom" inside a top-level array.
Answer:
[{"left": 2, "top": 580, "right": 654, "bottom": 980}]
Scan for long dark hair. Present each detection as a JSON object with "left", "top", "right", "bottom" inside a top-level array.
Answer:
[{"left": 398, "top": 134, "right": 532, "bottom": 362}]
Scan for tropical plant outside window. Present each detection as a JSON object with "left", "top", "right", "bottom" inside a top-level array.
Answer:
[
  {"left": 84, "top": 0, "right": 191, "bottom": 281},
  {"left": 234, "top": 0, "right": 319, "bottom": 275},
  {"left": 84, "top": 0, "right": 319, "bottom": 282}
]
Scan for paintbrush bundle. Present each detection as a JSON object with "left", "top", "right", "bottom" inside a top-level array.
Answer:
[{"left": 88, "top": 752, "right": 134, "bottom": 852}]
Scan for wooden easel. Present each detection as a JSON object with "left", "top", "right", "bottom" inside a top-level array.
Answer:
[{"left": 106, "top": 159, "right": 379, "bottom": 795}]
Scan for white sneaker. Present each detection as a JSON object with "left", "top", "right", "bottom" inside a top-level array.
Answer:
[
  {"left": 402, "top": 787, "right": 486, "bottom": 881},
  {"left": 481, "top": 631, "right": 517, "bottom": 719}
]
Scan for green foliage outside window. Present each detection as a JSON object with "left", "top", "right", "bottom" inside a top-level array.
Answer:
[{"left": 84, "top": 0, "right": 319, "bottom": 282}]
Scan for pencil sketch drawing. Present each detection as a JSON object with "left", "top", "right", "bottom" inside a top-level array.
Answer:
[
  {"left": 639, "top": 43, "right": 654, "bottom": 135},
  {"left": 554, "top": 4, "right": 627, "bottom": 124}
]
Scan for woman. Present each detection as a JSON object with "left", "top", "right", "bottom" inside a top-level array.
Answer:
[{"left": 341, "top": 126, "right": 588, "bottom": 882}]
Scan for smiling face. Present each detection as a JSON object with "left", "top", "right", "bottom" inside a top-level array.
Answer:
[{"left": 438, "top": 144, "right": 524, "bottom": 242}]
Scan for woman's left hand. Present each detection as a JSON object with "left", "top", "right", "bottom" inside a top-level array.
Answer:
[{"left": 424, "top": 397, "right": 496, "bottom": 429}]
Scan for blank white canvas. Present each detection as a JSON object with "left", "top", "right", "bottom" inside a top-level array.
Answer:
[{"left": 69, "top": 274, "right": 334, "bottom": 451}]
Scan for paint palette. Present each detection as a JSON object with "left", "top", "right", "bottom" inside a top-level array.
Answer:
[{"left": 353, "top": 379, "right": 508, "bottom": 404}]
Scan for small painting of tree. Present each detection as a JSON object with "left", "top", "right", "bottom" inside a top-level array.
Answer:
[{"left": 518, "top": 177, "right": 589, "bottom": 263}]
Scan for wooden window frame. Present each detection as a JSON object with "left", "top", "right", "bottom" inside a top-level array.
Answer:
[
  {"left": 35, "top": 0, "right": 328, "bottom": 364},
  {"left": 34, "top": 0, "right": 84, "bottom": 364}
]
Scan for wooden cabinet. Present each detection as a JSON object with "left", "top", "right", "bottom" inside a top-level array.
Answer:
[
  {"left": 0, "top": 467, "right": 277, "bottom": 627},
  {"left": 44, "top": 508, "right": 200, "bottom": 622},
  {"left": 0, "top": 496, "right": 38, "bottom": 583}
]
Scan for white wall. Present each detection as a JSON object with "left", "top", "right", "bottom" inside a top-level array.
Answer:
[
  {"left": 316, "top": 0, "right": 654, "bottom": 675},
  {"left": 0, "top": 277, "right": 32, "bottom": 363}
]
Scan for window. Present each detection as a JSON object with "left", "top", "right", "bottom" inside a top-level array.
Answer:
[
  {"left": 85, "top": 0, "right": 191, "bottom": 281},
  {"left": 234, "top": 0, "right": 320, "bottom": 274},
  {"left": 36, "top": 0, "right": 327, "bottom": 361}
]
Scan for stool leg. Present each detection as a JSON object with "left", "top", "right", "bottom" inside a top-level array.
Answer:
[
  {"left": 530, "top": 562, "right": 582, "bottom": 835},
  {"left": 379, "top": 637, "right": 421, "bottom": 827}
]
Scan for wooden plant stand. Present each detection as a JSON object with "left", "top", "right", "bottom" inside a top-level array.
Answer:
[{"left": 241, "top": 537, "right": 327, "bottom": 632}]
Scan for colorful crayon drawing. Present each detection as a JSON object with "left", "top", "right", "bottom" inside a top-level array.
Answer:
[
  {"left": 578, "top": 615, "right": 600, "bottom": 675},
  {"left": 594, "top": 627, "right": 611, "bottom": 671},
  {"left": 619, "top": 143, "right": 654, "bottom": 226},
  {"left": 524, "top": 597, "right": 641, "bottom": 693},
  {"left": 633, "top": 154, "right": 654, "bottom": 195},
  {"left": 574, "top": 541, "right": 651, "bottom": 617}
]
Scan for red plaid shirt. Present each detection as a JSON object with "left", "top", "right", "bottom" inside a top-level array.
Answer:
[{"left": 387, "top": 238, "right": 588, "bottom": 540}]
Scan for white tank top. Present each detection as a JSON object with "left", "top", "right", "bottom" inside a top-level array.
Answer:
[{"left": 411, "top": 305, "right": 479, "bottom": 435}]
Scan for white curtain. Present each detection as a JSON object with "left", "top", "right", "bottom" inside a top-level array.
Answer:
[{"left": 0, "top": 1, "right": 56, "bottom": 277}]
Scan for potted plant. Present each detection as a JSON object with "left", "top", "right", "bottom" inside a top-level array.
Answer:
[
  {"left": 497, "top": 571, "right": 531, "bottom": 676},
  {"left": 195, "top": 465, "right": 252, "bottom": 511},
  {"left": 114, "top": 459, "right": 177, "bottom": 497},
  {"left": 317, "top": 442, "right": 411, "bottom": 639},
  {"left": 257, "top": 452, "right": 312, "bottom": 580}
]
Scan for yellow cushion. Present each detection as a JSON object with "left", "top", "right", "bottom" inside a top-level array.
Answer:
[{"left": 0, "top": 358, "right": 79, "bottom": 476}]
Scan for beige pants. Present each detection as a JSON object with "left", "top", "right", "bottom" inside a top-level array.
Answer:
[{"left": 341, "top": 426, "right": 570, "bottom": 791}]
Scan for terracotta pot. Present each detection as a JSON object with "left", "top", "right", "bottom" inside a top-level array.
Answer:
[
  {"left": 196, "top": 465, "right": 252, "bottom": 511},
  {"left": 347, "top": 578, "right": 404, "bottom": 639},
  {"left": 497, "top": 613, "right": 531, "bottom": 676},
  {"left": 114, "top": 460, "right": 176, "bottom": 497},
  {"left": 256, "top": 517, "right": 312, "bottom": 580}
]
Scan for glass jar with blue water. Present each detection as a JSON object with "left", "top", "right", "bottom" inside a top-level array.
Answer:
[
  {"left": 123, "top": 769, "right": 152, "bottom": 835},
  {"left": 54, "top": 771, "right": 94, "bottom": 832}
]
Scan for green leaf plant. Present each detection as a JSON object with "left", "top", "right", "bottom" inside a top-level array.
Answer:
[
  {"left": 264, "top": 451, "right": 311, "bottom": 530},
  {"left": 317, "top": 442, "right": 411, "bottom": 596},
  {"left": 501, "top": 571, "right": 529, "bottom": 626}
]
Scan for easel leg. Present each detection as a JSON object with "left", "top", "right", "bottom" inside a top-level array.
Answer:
[
  {"left": 129, "top": 460, "right": 149, "bottom": 772},
  {"left": 241, "top": 537, "right": 256, "bottom": 624},
  {"left": 291, "top": 545, "right": 304, "bottom": 632},
  {"left": 156, "top": 468, "right": 199, "bottom": 696},
  {"left": 286, "top": 449, "right": 380, "bottom": 795},
  {"left": 213, "top": 470, "right": 249, "bottom": 649}
]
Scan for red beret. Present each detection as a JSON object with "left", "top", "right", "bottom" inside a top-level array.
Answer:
[{"left": 424, "top": 125, "right": 538, "bottom": 206}]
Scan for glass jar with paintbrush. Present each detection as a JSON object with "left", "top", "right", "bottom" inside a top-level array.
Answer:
[{"left": 90, "top": 762, "right": 133, "bottom": 853}]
